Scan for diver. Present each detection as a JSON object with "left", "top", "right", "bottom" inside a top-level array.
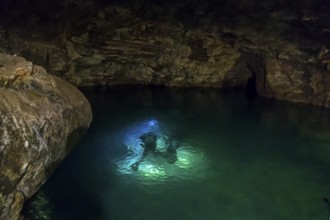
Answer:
[
  {"left": 130, "top": 132, "right": 158, "bottom": 171},
  {"left": 161, "top": 140, "right": 179, "bottom": 164},
  {"left": 130, "top": 131, "right": 180, "bottom": 171},
  {"left": 140, "top": 131, "right": 158, "bottom": 156}
]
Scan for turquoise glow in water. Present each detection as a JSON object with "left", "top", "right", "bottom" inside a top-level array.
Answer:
[{"left": 23, "top": 87, "right": 330, "bottom": 220}]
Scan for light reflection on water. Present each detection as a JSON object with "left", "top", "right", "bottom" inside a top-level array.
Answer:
[
  {"left": 23, "top": 87, "right": 330, "bottom": 220},
  {"left": 133, "top": 145, "right": 209, "bottom": 182},
  {"left": 111, "top": 118, "right": 209, "bottom": 185}
]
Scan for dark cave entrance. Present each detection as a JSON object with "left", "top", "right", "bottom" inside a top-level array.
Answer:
[{"left": 245, "top": 75, "right": 258, "bottom": 99}]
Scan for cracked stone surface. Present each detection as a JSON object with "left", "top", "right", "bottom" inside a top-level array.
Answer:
[
  {"left": 0, "top": 54, "right": 92, "bottom": 220},
  {"left": 1, "top": 0, "right": 330, "bottom": 106}
]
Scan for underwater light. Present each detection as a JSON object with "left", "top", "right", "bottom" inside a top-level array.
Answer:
[
  {"left": 177, "top": 156, "right": 190, "bottom": 167},
  {"left": 113, "top": 119, "right": 209, "bottom": 181},
  {"left": 147, "top": 119, "right": 158, "bottom": 127},
  {"left": 175, "top": 148, "right": 194, "bottom": 169},
  {"left": 139, "top": 163, "right": 166, "bottom": 177},
  {"left": 175, "top": 145, "right": 206, "bottom": 170},
  {"left": 114, "top": 118, "right": 163, "bottom": 172}
]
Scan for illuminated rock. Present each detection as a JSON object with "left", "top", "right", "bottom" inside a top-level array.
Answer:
[{"left": 0, "top": 54, "right": 92, "bottom": 220}]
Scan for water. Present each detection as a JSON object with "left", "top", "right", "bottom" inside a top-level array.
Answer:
[{"left": 23, "top": 87, "right": 330, "bottom": 220}]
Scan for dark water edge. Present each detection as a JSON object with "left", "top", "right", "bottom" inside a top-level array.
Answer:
[{"left": 23, "top": 86, "right": 330, "bottom": 220}]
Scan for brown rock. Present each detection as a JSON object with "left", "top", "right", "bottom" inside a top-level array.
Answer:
[
  {"left": 0, "top": 54, "right": 92, "bottom": 220},
  {"left": 265, "top": 57, "right": 306, "bottom": 102},
  {"left": 3, "top": 1, "right": 330, "bottom": 107},
  {"left": 262, "top": 56, "right": 330, "bottom": 107}
]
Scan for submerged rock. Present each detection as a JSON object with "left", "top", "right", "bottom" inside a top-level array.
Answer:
[{"left": 0, "top": 54, "right": 92, "bottom": 220}]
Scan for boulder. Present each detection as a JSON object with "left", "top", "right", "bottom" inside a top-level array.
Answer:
[{"left": 0, "top": 54, "right": 92, "bottom": 220}]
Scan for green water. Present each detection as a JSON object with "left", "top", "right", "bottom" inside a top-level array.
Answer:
[{"left": 23, "top": 87, "right": 330, "bottom": 220}]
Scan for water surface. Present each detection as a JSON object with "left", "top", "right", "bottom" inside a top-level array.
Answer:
[{"left": 24, "top": 87, "right": 330, "bottom": 220}]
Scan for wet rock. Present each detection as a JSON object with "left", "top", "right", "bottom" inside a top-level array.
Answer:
[{"left": 0, "top": 54, "right": 92, "bottom": 220}]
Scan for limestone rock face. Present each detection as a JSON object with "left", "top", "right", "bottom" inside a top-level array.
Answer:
[
  {"left": 2, "top": 0, "right": 330, "bottom": 106},
  {"left": 3, "top": 2, "right": 250, "bottom": 88},
  {"left": 0, "top": 54, "right": 92, "bottom": 220},
  {"left": 7, "top": 22, "right": 245, "bottom": 88},
  {"left": 258, "top": 51, "right": 330, "bottom": 107},
  {"left": 220, "top": 7, "right": 330, "bottom": 107}
]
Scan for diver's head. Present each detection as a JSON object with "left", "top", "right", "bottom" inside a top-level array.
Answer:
[{"left": 140, "top": 132, "right": 157, "bottom": 150}]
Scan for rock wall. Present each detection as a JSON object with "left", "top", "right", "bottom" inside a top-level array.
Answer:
[
  {"left": 1, "top": 0, "right": 330, "bottom": 106},
  {"left": 0, "top": 54, "right": 92, "bottom": 220},
  {"left": 3, "top": 6, "right": 248, "bottom": 88}
]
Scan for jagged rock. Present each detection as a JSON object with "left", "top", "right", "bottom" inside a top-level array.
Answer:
[
  {"left": 4, "top": 3, "right": 249, "bottom": 88},
  {"left": 2, "top": 0, "right": 330, "bottom": 107},
  {"left": 0, "top": 54, "right": 92, "bottom": 220},
  {"left": 261, "top": 55, "right": 330, "bottom": 107},
  {"left": 263, "top": 56, "right": 308, "bottom": 102}
]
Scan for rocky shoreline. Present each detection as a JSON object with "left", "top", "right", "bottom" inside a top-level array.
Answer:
[{"left": 0, "top": 54, "right": 92, "bottom": 220}]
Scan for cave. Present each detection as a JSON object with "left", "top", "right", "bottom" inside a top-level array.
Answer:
[
  {"left": 1, "top": 0, "right": 330, "bottom": 219},
  {"left": 245, "top": 75, "right": 258, "bottom": 99}
]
